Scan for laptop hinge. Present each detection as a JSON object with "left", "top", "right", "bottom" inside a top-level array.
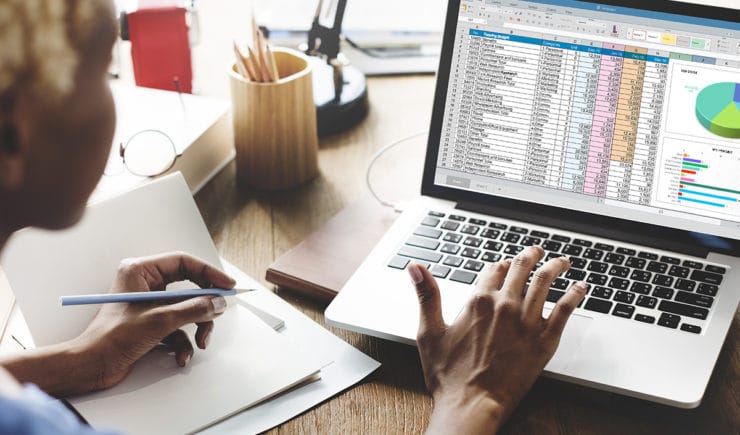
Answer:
[{"left": 456, "top": 201, "right": 710, "bottom": 258}]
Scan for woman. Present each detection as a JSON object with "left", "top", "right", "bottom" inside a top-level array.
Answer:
[{"left": 0, "top": 1, "right": 585, "bottom": 433}]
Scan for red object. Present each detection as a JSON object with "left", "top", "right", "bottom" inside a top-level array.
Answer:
[{"left": 127, "top": 7, "right": 192, "bottom": 93}]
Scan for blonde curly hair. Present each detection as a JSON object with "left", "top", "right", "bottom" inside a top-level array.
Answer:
[{"left": 0, "top": 0, "right": 114, "bottom": 102}]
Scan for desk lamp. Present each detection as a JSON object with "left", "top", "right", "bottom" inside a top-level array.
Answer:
[{"left": 306, "top": 0, "right": 369, "bottom": 136}]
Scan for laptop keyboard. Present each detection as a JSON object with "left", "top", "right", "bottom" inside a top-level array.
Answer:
[{"left": 388, "top": 210, "right": 729, "bottom": 335}]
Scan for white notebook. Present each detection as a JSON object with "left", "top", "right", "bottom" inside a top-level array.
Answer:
[{"left": 1, "top": 173, "right": 328, "bottom": 434}]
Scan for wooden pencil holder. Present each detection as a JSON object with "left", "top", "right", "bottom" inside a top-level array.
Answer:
[{"left": 229, "top": 48, "right": 319, "bottom": 190}]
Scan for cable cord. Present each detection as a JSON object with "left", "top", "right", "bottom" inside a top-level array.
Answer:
[{"left": 366, "top": 130, "right": 428, "bottom": 212}]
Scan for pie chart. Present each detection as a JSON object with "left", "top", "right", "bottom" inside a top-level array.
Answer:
[{"left": 695, "top": 82, "right": 740, "bottom": 139}]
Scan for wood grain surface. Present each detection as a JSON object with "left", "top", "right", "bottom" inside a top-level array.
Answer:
[{"left": 194, "top": 76, "right": 739, "bottom": 434}]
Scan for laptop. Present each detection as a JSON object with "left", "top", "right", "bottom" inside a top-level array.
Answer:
[{"left": 326, "top": 0, "right": 740, "bottom": 408}]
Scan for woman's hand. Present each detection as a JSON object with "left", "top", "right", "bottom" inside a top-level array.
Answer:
[
  {"left": 408, "top": 246, "right": 587, "bottom": 434},
  {"left": 75, "top": 252, "right": 236, "bottom": 391}
]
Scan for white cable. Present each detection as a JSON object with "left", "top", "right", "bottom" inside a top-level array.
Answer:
[{"left": 366, "top": 130, "right": 428, "bottom": 212}]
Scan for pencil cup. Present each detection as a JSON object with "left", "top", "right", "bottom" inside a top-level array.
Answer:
[{"left": 229, "top": 48, "right": 319, "bottom": 190}]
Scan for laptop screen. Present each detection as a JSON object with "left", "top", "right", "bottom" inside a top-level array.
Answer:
[{"left": 430, "top": 0, "right": 740, "bottom": 240}]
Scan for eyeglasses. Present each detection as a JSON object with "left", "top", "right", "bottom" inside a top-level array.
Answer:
[{"left": 104, "top": 129, "right": 181, "bottom": 177}]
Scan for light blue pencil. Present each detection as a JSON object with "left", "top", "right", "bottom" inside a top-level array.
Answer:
[{"left": 60, "top": 288, "right": 257, "bottom": 306}]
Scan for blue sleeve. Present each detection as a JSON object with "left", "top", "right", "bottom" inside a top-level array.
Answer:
[{"left": 0, "top": 384, "right": 120, "bottom": 435}]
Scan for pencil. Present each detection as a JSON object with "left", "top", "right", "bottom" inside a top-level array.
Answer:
[
  {"left": 255, "top": 30, "right": 274, "bottom": 82},
  {"left": 233, "top": 41, "right": 252, "bottom": 80},
  {"left": 247, "top": 46, "right": 267, "bottom": 82},
  {"left": 60, "top": 288, "right": 257, "bottom": 306},
  {"left": 266, "top": 44, "right": 280, "bottom": 81}
]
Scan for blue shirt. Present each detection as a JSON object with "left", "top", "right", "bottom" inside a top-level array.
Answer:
[{"left": 0, "top": 384, "right": 119, "bottom": 434}]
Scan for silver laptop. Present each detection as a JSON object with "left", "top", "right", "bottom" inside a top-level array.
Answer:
[{"left": 326, "top": 0, "right": 740, "bottom": 408}]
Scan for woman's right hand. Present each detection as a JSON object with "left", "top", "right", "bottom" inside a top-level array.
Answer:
[{"left": 408, "top": 246, "right": 587, "bottom": 433}]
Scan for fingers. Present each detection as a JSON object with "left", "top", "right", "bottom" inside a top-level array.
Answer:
[
  {"left": 501, "top": 246, "right": 545, "bottom": 298},
  {"left": 123, "top": 253, "right": 236, "bottom": 290},
  {"left": 407, "top": 263, "right": 446, "bottom": 339},
  {"left": 162, "top": 329, "right": 194, "bottom": 367},
  {"left": 476, "top": 260, "right": 511, "bottom": 292},
  {"left": 544, "top": 281, "right": 588, "bottom": 339},
  {"left": 522, "top": 257, "right": 570, "bottom": 318},
  {"left": 152, "top": 295, "right": 227, "bottom": 333},
  {"left": 195, "top": 321, "right": 214, "bottom": 349}
]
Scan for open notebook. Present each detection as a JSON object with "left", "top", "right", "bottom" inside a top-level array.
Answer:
[{"left": 0, "top": 174, "right": 328, "bottom": 434}]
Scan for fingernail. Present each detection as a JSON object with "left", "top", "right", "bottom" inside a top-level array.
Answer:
[
  {"left": 574, "top": 281, "right": 588, "bottom": 293},
  {"left": 561, "top": 256, "right": 571, "bottom": 264},
  {"left": 211, "top": 296, "right": 227, "bottom": 314},
  {"left": 407, "top": 264, "right": 424, "bottom": 285},
  {"left": 184, "top": 353, "right": 192, "bottom": 366},
  {"left": 204, "top": 331, "right": 212, "bottom": 348}
]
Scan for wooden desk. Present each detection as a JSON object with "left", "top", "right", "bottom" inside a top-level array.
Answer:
[{"left": 195, "top": 76, "right": 739, "bottom": 434}]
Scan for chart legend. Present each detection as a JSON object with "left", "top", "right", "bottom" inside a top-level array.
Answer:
[{"left": 695, "top": 82, "right": 740, "bottom": 139}]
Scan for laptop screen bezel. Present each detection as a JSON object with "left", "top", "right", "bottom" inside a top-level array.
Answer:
[{"left": 421, "top": 0, "right": 740, "bottom": 254}]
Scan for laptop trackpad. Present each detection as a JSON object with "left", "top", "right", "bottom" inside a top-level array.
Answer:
[{"left": 543, "top": 310, "right": 593, "bottom": 373}]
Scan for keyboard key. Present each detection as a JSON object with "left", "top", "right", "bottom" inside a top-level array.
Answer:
[
  {"left": 583, "top": 248, "right": 604, "bottom": 261},
  {"left": 674, "top": 279, "right": 696, "bottom": 292},
  {"left": 464, "top": 260, "right": 485, "bottom": 272},
  {"left": 630, "top": 282, "right": 653, "bottom": 295},
  {"left": 449, "top": 215, "right": 466, "bottom": 222},
  {"left": 660, "top": 255, "right": 681, "bottom": 265},
  {"left": 500, "top": 233, "right": 521, "bottom": 243},
  {"left": 510, "top": 226, "right": 528, "bottom": 234},
  {"left": 421, "top": 217, "right": 441, "bottom": 227},
  {"left": 562, "top": 245, "right": 583, "bottom": 256},
  {"left": 646, "top": 261, "right": 668, "bottom": 274},
  {"left": 570, "top": 258, "right": 587, "bottom": 269},
  {"left": 443, "top": 256, "right": 464, "bottom": 267},
  {"left": 565, "top": 269, "right": 587, "bottom": 281},
  {"left": 406, "top": 236, "right": 441, "bottom": 251},
  {"left": 542, "top": 240, "right": 562, "bottom": 252},
  {"left": 461, "top": 248, "right": 481, "bottom": 259},
  {"left": 584, "top": 298, "right": 613, "bottom": 313},
  {"left": 480, "top": 229, "right": 500, "bottom": 240},
  {"left": 441, "top": 243, "right": 460, "bottom": 255},
  {"left": 463, "top": 237, "right": 483, "bottom": 248},
  {"left": 614, "top": 290, "right": 635, "bottom": 304},
  {"left": 573, "top": 239, "right": 593, "bottom": 247},
  {"left": 652, "top": 274, "right": 674, "bottom": 287},
  {"left": 552, "top": 278, "right": 570, "bottom": 290},
  {"left": 616, "top": 247, "right": 637, "bottom": 256},
  {"left": 483, "top": 241, "right": 503, "bottom": 251},
  {"left": 587, "top": 261, "right": 608, "bottom": 273},
  {"left": 635, "top": 314, "right": 655, "bottom": 324},
  {"left": 658, "top": 300, "right": 709, "bottom": 320},
  {"left": 690, "top": 270, "right": 724, "bottom": 285},
  {"left": 675, "top": 291, "right": 714, "bottom": 308},
  {"left": 469, "top": 218, "right": 487, "bottom": 226},
  {"left": 388, "top": 256, "right": 410, "bottom": 270},
  {"left": 657, "top": 313, "right": 680, "bottom": 329},
  {"left": 591, "top": 286, "right": 613, "bottom": 300},
  {"left": 587, "top": 273, "right": 608, "bottom": 286},
  {"left": 612, "top": 303, "right": 635, "bottom": 319},
  {"left": 697, "top": 283, "right": 718, "bottom": 297},
  {"left": 461, "top": 225, "right": 481, "bottom": 235},
  {"left": 683, "top": 260, "right": 703, "bottom": 269},
  {"left": 625, "top": 257, "right": 646, "bottom": 269},
  {"left": 520, "top": 236, "right": 541, "bottom": 246},
  {"left": 608, "top": 266, "right": 630, "bottom": 278},
  {"left": 441, "top": 221, "right": 460, "bottom": 231},
  {"left": 608, "top": 278, "right": 630, "bottom": 291},
  {"left": 638, "top": 251, "right": 659, "bottom": 260},
  {"left": 547, "top": 289, "right": 565, "bottom": 303},
  {"left": 398, "top": 246, "right": 443, "bottom": 263},
  {"left": 636, "top": 295, "right": 658, "bottom": 309},
  {"left": 604, "top": 253, "right": 625, "bottom": 265},
  {"left": 668, "top": 265, "right": 690, "bottom": 279},
  {"left": 652, "top": 286, "right": 674, "bottom": 300},
  {"left": 414, "top": 226, "right": 442, "bottom": 239},
  {"left": 504, "top": 245, "right": 525, "bottom": 255},
  {"left": 443, "top": 233, "right": 463, "bottom": 243},
  {"left": 680, "top": 324, "right": 702, "bottom": 334},
  {"left": 705, "top": 265, "right": 727, "bottom": 274},
  {"left": 630, "top": 270, "right": 652, "bottom": 282},
  {"left": 489, "top": 222, "right": 507, "bottom": 230},
  {"left": 428, "top": 211, "right": 445, "bottom": 218},
  {"left": 552, "top": 235, "right": 571, "bottom": 243},
  {"left": 450, "top": 270, "right": 477, "bottom": 284},
  {"left": 594, "top": 243, "right": 614, "bottom": 252},
  {"left": 482, "top": 252, "right": 501, "bottom": 263},
  {"left": 531, "top": 230, "right": 549, "bottom": 238},
  {"left": 431, "top": 265, "right": 451, "bottom": 279}
]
